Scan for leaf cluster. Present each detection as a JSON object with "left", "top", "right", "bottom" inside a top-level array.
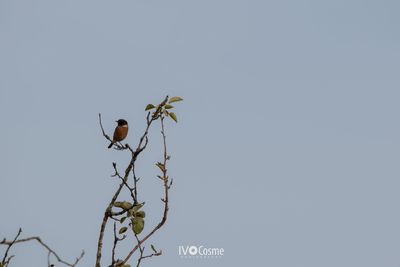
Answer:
[
  {"left": 113, "top": 202, "right": 146, "bottom": 235},
  {"left": 145, "top": 96, "right": 183, "bottom": 123}
]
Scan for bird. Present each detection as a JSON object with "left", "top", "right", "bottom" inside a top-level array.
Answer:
[{"left": 108, "top": 119, "right": 129, "bottom": 149}]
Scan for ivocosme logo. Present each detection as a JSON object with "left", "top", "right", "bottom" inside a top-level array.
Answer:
[{"left": 178, "top": 245, "right": 224, "bottom": 258}]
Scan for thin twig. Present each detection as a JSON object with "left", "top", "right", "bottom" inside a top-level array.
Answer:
[
  {"left": 111, "top": 222, "right": 118, "bottom": 265},
  {"left": 98, "top": 113, "right": 111, "bottom": 144},
  {"left": 134, "top": 234, "right": 162, "bottom": 267},
  {"left": 112, "top": 162, "right": 137, "bottom": 204}
]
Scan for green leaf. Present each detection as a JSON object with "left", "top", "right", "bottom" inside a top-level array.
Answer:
[
  {"left": 145, "top": 104, "right": 155, "bottom": 111},
  {"left": 114, "top": 201, "right": 133, "bottom": 210},
  {"left": 132, "top": 217, "right": 145, "bottom": 234},
  {"left": 119, "top": 227, "right": 128, "bottom": 234},
  {"left": 168, "top": 96, "right": 183, "bottom": 103},
  {"left": 169, "top": 112, "right": 178, "bottom": 123},
  {"left": 151, "top": 244, "right": 157, "bottom": 253},
  {"left": 136, "top": 211, "right": 146, "bottom": 218},
  {"left": 165, "top": 104, "right": 174, "bottom": 109},
  {"left": 128, "top": 203, "right": 145, "bottom": 216},
  {"left": 120, "top": 216, "right": 127, "bottom": 223},
  {"left": 132, "top": 203, "right": 144, "bottom": 211}
]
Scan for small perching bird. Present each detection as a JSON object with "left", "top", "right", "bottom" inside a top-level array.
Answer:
[{"left": 108, "top": 119, "right": 129, "bottom": 149}]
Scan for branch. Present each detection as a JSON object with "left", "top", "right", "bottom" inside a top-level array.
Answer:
[
  {"left": 0, "top": 230, "right": 84, "bottom": 267},
  {"left": 1, "top": 228, "right": 21, "bottom": 266},
  {"left": 118, "top": 115, "right": 170, "bottom": 266},
  {"left": 132, "top": 166, "right": 141, "bottom": 205},
  {"left": 134, "top": 236, "right": 161, "bottom": 267},
  {"left": 110, "top": 222, "right": 126, "bottom": 266},
  {"left": 135, "top": 235, "right": 144, "bottom": 267},
  {"left": 97, "top": 95, "right": 179, "bottom": 267},
  {"left": 96, "top": 112, "right": 157, "bottom": 267}
]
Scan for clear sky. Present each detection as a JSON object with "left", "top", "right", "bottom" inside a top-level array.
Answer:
[{"left": 1, "top": 1, "right": 400, "bottom": 266}]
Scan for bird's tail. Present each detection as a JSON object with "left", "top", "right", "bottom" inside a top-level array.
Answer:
[{"left": 108, "top": 141, "right": 114, "bottom": 149}]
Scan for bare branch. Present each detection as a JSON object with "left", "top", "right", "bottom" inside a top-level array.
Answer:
[
  {"left": 0, "top": 231, "right": 84, "bottom": 267},
  {"left": 111, "top": 222, "right": 126, "bottom": 266},
  {"left": 132, "top": 167, "right": 140, "bottom": 205},
  {"left": 1, "top": 228, "right": 21, "bottom": 266}
]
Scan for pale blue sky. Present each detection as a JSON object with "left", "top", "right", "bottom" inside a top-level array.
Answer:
[{"left": 1, "top": 1, "right": 400, "bottom": 266}]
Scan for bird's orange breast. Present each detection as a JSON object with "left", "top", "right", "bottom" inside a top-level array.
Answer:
[{"left": 113, "top": 126, "right": 128, "bottom": 142}]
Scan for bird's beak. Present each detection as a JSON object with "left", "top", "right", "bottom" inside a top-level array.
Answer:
[{"left": 115, "top": 120, "right": 118, "bottom": 123}]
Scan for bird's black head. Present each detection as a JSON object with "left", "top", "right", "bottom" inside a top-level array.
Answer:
[{"left": 116, "top": 119, "right": 128, "bottom": 126}]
